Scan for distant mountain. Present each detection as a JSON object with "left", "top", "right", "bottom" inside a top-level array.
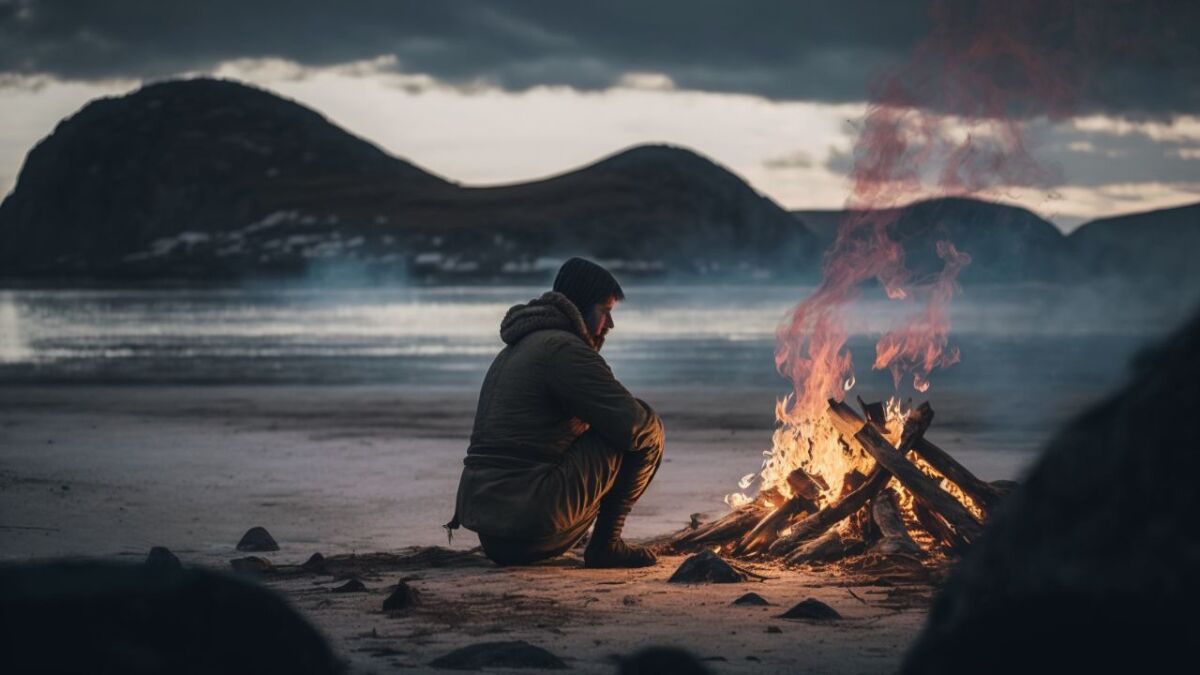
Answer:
[
  {"left": 793, "top": 197, "right": 1076, "bottom": 283},
  {"left": 1068, "top": 202, "right": 1200, "bottom": 286},
  {"left": 0, "top": 77, "right": 819, "bottom": 281}
]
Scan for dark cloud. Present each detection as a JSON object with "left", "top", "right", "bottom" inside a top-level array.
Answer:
[
  {"left": 763, "top": 150, "right": 815, "bottom": 171},
  {"left": 1036, "top": 125, "right": 1200, "bottom": 187},
  {"left": 0, "top": 0, "right": 1196, "bottom": 117}
]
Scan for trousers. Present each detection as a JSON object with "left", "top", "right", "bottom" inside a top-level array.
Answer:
[{"left": 477, "top": 430, "right": 664, "bottom": 565}]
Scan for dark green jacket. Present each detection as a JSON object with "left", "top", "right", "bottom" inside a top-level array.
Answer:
[{"left": 454, "top": 291, "right": 664, "bottom": 538}]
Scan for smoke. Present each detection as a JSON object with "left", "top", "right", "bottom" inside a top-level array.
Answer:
[{"left": 774, "top": 0, "right": 1135, "bottom": 415}]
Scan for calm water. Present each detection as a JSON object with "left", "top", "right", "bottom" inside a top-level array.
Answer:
[{"left": 0, "top": 284, "right": 1193, "bottom": 402}]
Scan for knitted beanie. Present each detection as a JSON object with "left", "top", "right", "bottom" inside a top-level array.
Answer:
[{"left": 552, "top": 257, "right": 625, "bottom": 315}]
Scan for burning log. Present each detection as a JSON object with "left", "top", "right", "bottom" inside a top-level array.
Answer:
[
  {"left": 732, "top": 492, "right": 818, "bottom": 556},
  {"left": 858, "top": 396, "right": 1003, "bottom": 516},
  {"left": 766, "top": 466, "right": 890, "bottom": 557},
  {"left": 869, "top": 488, "right": 923, "bottom": 558},
  {"left": 783, "top": 527, "right": 866, "bottom": 565},
  {"left": 912, "top": 499, "right": 967, "bottom": 553},
  {"left": 911, "top": 437, "right": 1003, "bottom": 513},
  {"left": 670, "top": 505, "right": 767, "bottom": 549},
  {"left": 828, "top": 399, "right": 984, "bottom": 546}
]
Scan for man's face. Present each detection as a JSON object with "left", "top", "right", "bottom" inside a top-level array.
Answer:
[{"left": 586, "top": 295, "right": 617, "bottom": 350}]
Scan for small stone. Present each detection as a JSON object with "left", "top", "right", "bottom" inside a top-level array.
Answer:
[
  {"left": 144, "top": 546, "right": 182, "bottom": 571},
  {"left": 331, "top": 578, "right": 367, "bottom": 593},
  {"left": 428, "top": 640, "right": 566, "bottom": 670},
  {"left": 300, "top": 552, "right": 327, "bottom": 574},
  {"left": 622, "top": 595, "right": 641, "bottom": 606},
  {"left": 765, "top": 626, "right": 783, "bottom": 634},
  {"left": 777, "top": 598, "right": 842, "bottom": 621},
  {"left": 617, "top": 647, "right": 712, "bottom": 674},
  {"left": 230, "top": 556, "right": 273, "bottom": 575},
  {"left": 667, "top": 551, "right": 748, "bottom": 584},
  {"left": 731, "top": 592, "right": 771, "bottom": 606},
  {"left": 382, "top": 581, "right": 421, "bottom": 612},
  {"left": 236, "top": 526, "right": 279, "bottom": 552}
]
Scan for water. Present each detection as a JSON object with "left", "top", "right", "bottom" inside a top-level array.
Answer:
[{"left": 0, "top": 284, "right": 1193, "bottom": 397}]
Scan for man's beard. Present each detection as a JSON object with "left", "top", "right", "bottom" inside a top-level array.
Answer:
[{"left": 593, "top": 331, "right": 607, "bottom": 351}]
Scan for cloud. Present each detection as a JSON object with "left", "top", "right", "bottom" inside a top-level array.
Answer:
[
  {"left": 763, "top": 150, "right": 814, "bottom": 170},
  {"left": 1, "top": 0, "right": 1195, "bottom": 117}
]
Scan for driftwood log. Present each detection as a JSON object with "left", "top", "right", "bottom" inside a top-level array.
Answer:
[
  {"left": 828, "top": 399, "right": 985, "bottom": 546},
  {"left": 857, "top": 396, "right": 1003, "bottom": 516},
  {"left": 766, "top": 466, "right": 889, "bottom": 556},
  {"left": 671, "top": 504, "right": 767, "bottom": 548},
  {"left": 733, "top": 493, "right": 818, "bottom": 555},
  {"left": 784, "top": 527, "right": 866, "bottom": 565},
  {"left": 869, "top": 488, "right": 924, "bottom": 557}
]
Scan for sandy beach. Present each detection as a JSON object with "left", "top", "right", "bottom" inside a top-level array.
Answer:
[{"left": 0, "top": 383, "right": 1051, "bottom": 672}]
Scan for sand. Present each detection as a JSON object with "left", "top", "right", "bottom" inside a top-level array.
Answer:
[{"left": 0, "top": 384, "right": 1046, "bottom": 673}]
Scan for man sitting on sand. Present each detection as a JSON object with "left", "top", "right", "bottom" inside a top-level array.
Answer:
[{"left": 449, "top": 257, "right": 665, "bottom": 568}]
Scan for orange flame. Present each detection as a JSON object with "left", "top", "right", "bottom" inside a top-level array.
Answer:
[{"left": 734, "top": 0, "right": 1089, "bottom": 504}]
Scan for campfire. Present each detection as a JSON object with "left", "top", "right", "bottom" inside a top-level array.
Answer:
[{"left": 667, "top": 395, "right": 1013, "bottom": 570}]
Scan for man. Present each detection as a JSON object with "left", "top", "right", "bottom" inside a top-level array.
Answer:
[{"left": 449, "top": 257, "right": 665, "bottom": 568}]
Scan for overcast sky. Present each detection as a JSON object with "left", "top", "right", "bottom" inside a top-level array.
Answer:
[{"left": 1, "top": 0, "right": 1197, "bottom": 230}]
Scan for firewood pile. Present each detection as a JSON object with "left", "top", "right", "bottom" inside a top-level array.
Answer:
[{"left": 664, "top": 398, "right": 1015, "bottom": 572}]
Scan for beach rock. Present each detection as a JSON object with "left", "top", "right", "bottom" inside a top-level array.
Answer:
[
  {"left": 428, "top": 640, "right": 566, "bottom": 670},
  {"left": 229, "top": 556, "right": 273, "bottom": 576},
  {"left": 300, "top": 552, "right": 328, "bottom": 574},
  {"left": 617, "top": 646, "right": 712, "bottom": 674},
  {"left": 0, "top": 560, "right": 338, "bottom": 673},
  {"left": 667, "top": 551, "right": 748, "bottom": 584},
  {"left": 765, "top": 626, "right": 783, "bottom": 634},
  {"left": 382, "top": 581, "right": 421, "bottom": 612},
  {"left": 777, "top": 598, "right": 841, "bottom": 621},
  {"left": 236, "top": 526, "right": 279, "bottom": 552},
  {"left": 731, "top": 592, "right": 771, "bottom": 606},
  {"left": 331, "top": 578, "right": 366, "bottom": 593},
  {"left": 903, "top": 309, "right": 1200, "bottom": 674},
  {"left": 145, "top": 546, "right": 182, "bottom": 571}
]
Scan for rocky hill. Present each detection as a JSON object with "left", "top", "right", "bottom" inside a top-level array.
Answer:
[
  {"left": 1068, "top": 201, "right": 1200, "bottom": 287},
  {"left": 0, "top": 78, "right": 818, "bottom": 281},
  {"left": 793, "top": 198, "right": 1078, "bottom": 283}
]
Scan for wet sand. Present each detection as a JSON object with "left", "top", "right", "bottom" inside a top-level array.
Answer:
[{"left": 0, "top": 384, "right": 1052, "bottom": 672}]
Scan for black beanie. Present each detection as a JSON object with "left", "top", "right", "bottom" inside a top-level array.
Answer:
[{"left": 552, "top": 257, "right": 625, "bottom": 315}]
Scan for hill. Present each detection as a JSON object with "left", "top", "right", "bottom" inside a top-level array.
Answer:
[
  {"left": 0, "top": 78, "right": 819, "bottom": 281},
  {"left": 793, "top": 198, "right": 1076, "bottom": 283}
]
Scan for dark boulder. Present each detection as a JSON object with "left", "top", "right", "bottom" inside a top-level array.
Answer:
[
  {"left": 903, "top": 308, "right": 1200, "bottom": 673},
  {"left": 330, "top": 578, "right": 366, "bottom": 593},
  {"left": 617, "top": 646, "right": 712, "bottom": 674},
  {"left": 300, "top": 552, "right": 328, "bottom": 574},
  {"left": 0, "top": 560, "right": 338, "bottom": 673},
  {"left": 145, "top": 546, "right": 182, "bottom": 571},
  {"left": 236, "top": 526, "right": 279, "bottom": 552},
  {"left": 731, "top": 592, "right": 771, "bottom": 606},
  {"left": 776, "top": 598, "right": 842, "bottom": 621},
  {"left": 428, "top": 640, "right": 566, "bottom": 670},
  {"left": 667, "top": 551, "right": 748, "bottom": 583},
  {"left": 382, "top": 581, "right": 422, "bottom": 612}
]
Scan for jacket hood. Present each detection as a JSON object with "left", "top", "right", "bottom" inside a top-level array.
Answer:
[{"left": 499, "top": 291, "right": 596, "bottom": 350}]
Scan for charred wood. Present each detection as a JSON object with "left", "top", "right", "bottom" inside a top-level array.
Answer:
[
  {"left": 766, "top": 466, "right": 891, "bottom": 557},
  {"left": 869, "top": 488, "right": 924, "bottom": 558},
  {"left": 670, "top": 505, "right": 765, "bottom": 549},
  {"left": 734, "top": 494, "right": 819, "bottom": 555},
  {"left": 829, "top": 399, "right": 984, "bottom": 547},
  {"left": 783, "top": 527, "right": 866, "bottom": 565},
  {"left": 912, "top": 499, "right": 967, "bottom": 553}
]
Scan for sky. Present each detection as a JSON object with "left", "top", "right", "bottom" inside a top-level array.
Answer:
[{"left": 1, "top": 0, "right": 1198, "bottom": 231}]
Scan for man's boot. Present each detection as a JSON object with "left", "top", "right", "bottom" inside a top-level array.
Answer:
[{"left": 583, "top": 506, "right": 657, "bottom": 569}]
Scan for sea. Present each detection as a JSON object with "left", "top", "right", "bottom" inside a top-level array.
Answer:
[{"left": 1, "top": 282, "right": 1195, "bottom": 419}]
